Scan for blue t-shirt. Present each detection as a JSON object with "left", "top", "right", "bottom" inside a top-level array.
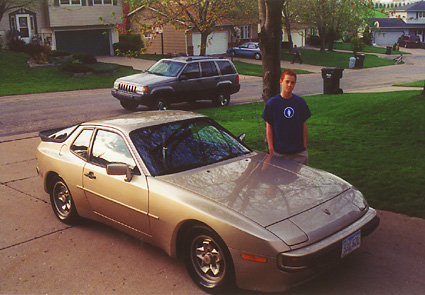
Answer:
[{"left": 262, "top": 94, "right": 311, "bottom": 154}]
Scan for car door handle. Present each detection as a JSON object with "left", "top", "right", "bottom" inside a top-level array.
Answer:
[{"left": 84, "top": 172, "right": 96, "bottom": 179}]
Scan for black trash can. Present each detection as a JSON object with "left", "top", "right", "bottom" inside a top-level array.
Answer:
[
  {"left": 321, "top": 67, "right": 344, "bottom": 94},
  {"left": 354, "top": 54, "right": 365, "bottom": 68},
  {"left": 386, "top": 46, "right": 392, "bottom": 55}
]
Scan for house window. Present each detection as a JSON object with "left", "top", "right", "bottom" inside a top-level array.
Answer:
[
  {"left": 60, "top": 0, "right": 82, "bottom": 5},
  {"left": 10, "top": 16, "right": 16, "bottom": 31},
  {"left": 239, "top": 25, "right": 251, "bottom": 39},
  {"left": 93, "top": 0, "right": 112, "bottom": 5}
]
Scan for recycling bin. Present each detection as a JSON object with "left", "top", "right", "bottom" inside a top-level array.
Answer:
[
  {"left": 349, "top": 57, "right": 356, "bottom": 69},
  {"left": 386, "top": 46, "right": 392, "bottom": 55},
  {"left": 321, "top": 67, "right": 344, "bottom": 94}
]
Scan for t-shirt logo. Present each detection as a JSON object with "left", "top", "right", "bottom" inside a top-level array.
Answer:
[{"left": 283, "top": 107, "right": 295, "bottom": 118}]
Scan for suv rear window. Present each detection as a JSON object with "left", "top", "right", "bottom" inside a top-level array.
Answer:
[{"left": 216, "top": 61, "right": 236, "bottom": 75}]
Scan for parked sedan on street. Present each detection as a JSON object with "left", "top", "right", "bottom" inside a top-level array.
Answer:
[
  {"left": 227, "top": 42, "right": 262, "bottom": 60},
  {"left": 37, "top": 111, "right": 379, "bottom": 293}
]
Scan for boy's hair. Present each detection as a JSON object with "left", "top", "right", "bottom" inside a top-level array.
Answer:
[{"left": 280, "top": 69, "right": 297, "bottom": 83}]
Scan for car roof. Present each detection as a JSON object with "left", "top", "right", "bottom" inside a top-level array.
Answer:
[
  {"left": 81, "top": 111, "right": 206, "bottom": 133},
  {"left": 163, "top": 56, "right": 229, "bottom": 63}
]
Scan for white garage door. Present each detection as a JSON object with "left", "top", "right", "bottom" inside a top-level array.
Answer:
[{"left": 192, "top": 31, "right": 228, "bottom": 55}]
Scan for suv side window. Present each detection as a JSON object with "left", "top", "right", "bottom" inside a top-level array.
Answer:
[
  {"left": 216, "top": 61, "right": 236, "bottom": 75},
  {"left": 181, "top": 62, "right": 200, "bottom": 79},
  {"left": 201, "top": 61, "right": 219, "bottom": 77},
  {"left": 70, "top": 129, "right": 93, "bottom": 160}
]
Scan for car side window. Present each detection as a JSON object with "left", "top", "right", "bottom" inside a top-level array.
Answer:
[
  {"left": 90, "top": 129, "right": 137, "bottom": 171},
  {"left": 182, "top": 62, "right": 200, "bottom": 79},
  {"left": 248, "top": 43, "right": 256, "bottom": 49},
  {"left": 201, "top": 61, "right": 218, "bottom": 77},
  {"left": 70, "top": 129, "right": 93, "bottom": 160},
  {"left": 216, "top": 61, "right": 236, "bottom": 75}
]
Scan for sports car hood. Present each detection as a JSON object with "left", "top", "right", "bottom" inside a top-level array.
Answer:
[
  {"left": 116, "top": 72, "right": 175, "bottom": 85},
  {"left": 162, "top": 152, "right": 367, "bottom": 245}
]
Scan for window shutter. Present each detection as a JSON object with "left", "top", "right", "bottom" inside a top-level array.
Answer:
[
  {"left": 54, "top": 0, "right": 59, "bottom": 6},
  {"left": 113, "top": 0, "right": 117, "bottom": 5},
  {"left": 82, "top": 0, "right": 87, "bottom": 6},
  {"left": 87, "top": 0, "right": 93, "bottom": 6}
]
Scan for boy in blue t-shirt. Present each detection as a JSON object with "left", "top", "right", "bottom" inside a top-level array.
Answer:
[{"left": 262, "top": 69, "right": 311, "bottom": 164}]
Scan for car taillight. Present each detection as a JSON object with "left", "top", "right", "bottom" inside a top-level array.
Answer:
[{"left": 236, "top": 74, "right": 239, "bottom": 84}]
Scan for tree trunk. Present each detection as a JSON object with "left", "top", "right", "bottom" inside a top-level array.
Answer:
[
  {"left": 199, "top": 31, "right": 208, "bottom": 56},
  {"left": 421, "top": 81, "right": 425, "bottom": 97},
  {"left": 258, "top": 0, "right": 285, "bottom": 103},
  {"left": 318, "top": 27, "right": 326, "bottom": 53}
]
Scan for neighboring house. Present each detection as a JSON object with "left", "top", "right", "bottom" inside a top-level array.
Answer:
[
  {"left": 127, "top": 5, "right": 258, "bottom": 56},
  {"left": 0, "top": 0, "right": 123, "bottom": 56},
  {"left": 373, "top": 1, "right": 425, "bottom": 45}
]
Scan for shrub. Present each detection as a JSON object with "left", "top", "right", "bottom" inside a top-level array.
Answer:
[
  {"left": 71, "top": 52, "right": 97, "bottom": 64},
  {"left": 61, "top": 60, "right": 93, "bottom": 73},
  {"left": 351, "top": 37, "right": 365, "bottom": 54},
  {"left": 26, "top": 42, "right": 52, "bottom": 64},
  {"left": 113, "top": 34, "right": 144, "bottom": 57},
  {"left": 51, "top": 49, "right": 72, "bottom": 57},
  {"left": 8, "top": 37, "right": 27, "bottom": 52}
]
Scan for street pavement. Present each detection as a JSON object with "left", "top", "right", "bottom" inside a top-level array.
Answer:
[{"left": 1, "top": 48, "right": 425, "bottom": 294}]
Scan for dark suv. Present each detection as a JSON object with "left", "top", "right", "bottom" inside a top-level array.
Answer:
[
  {"left": 397, "top": 35, "right": 421, "bottom": 48},
  {"left": 111, "top": 56, "right": 240, "bottom": 110}
]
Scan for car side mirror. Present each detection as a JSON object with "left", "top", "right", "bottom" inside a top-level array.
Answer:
[
  {"left": 179, "top": 74, "right": 189, "bottom": 81},
  {"left": 107, "top": 163, "right": 133, "bottom": 182},
  {"left": 237, "top": 133, "right": 246, "bottom": 143}
]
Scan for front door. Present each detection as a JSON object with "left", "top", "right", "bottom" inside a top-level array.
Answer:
[
  {"left": 16, "top": 14, "right": 34, "bottom": 43},
  {"left": 82, "top": 129, "right": 151, "bottom": 236}
]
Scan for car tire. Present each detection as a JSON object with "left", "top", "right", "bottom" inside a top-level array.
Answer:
[
  {"left": 50, "top": 177, "right": 79, "bottom": 225},
  {"left": 120, "top": 100, "right": 138, "bottom": 111},
  {"left": 254, "top": 53, "right": 262, "bottom": 60},
  {"left": 183, "top": 225, "right": 235, "bottom": 293},
  {"left": 214, "top": 89, "right": 230, "bottom": 107},
  {"left": 154, "top": 96, "right": 170, "bottom": 110},
  {"left": 229, "top": 50, "right": 236, "bottom": 57}
]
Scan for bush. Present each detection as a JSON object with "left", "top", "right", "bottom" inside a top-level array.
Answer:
[
  {"left": 71, "top": 52, "right": 97, "bottom": 64},
  {"left": 8, "top": 37, "right": 27, "bottom": 52},
  {"left": 26, "top": 42, "right": 52, "bottom": 63},
  {"left": 51, "top": 49, "right": 72, "bottom": 57},
  {"left": 61, "top": 61, "right": 93, "bottom": 73},
  {"left": 113, "top": 34, "right": 144, "bottom": 56},
  {"left": 351, "top": 37, "right": 365, "bottom": 54}
]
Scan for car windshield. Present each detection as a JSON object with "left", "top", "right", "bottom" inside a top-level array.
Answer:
[
  {"left": 147, "top": 60, "right": 185, "bottom": 77},
  {"left": 129, "top": 118, "right": 251, "bottom": 176}
]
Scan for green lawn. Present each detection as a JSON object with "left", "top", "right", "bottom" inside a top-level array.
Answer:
[
  {"left": 197, "top": 91, "right": 425, "bottom": 219},
  {"left": 0, "top": 51, "right": 139, "bottom": 96},
  {"left": 281, "top": 48, "right": 397, "bottom": 68}
]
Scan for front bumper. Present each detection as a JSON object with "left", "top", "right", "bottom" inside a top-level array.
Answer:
[
  {"left": 111, "top": 89, "right": 152, "bottom": 106},
  {"left": 231, "top": 208, "right": 379, "bottom": 292}
]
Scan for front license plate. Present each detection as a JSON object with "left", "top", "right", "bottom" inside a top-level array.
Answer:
[{"left": 341, "top": 230, "right": 361, "bottom": 258}]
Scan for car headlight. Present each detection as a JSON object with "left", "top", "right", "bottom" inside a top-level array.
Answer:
[
  {"left": 135, "top": 86, "right": 148, "bottom": 94},
  {"left": 344, "top": 188, "right": 368, "bottom": 211}
]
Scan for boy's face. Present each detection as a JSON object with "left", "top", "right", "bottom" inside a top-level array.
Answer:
[{"left": 281, "top": 74, "right": 296, "bottom": 97}]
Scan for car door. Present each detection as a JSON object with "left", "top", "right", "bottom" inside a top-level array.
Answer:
[
  {"left": 200, "top": 61, "right": 220, "bottom": 98},
  {"left": 235, "top": 43, "right": 249, "bottom": 57},
  {"left": 175, "top": 62, "right": 202, "bottom": 102},
  {"left": 82, "top": 128, "right": 151, "bottom": 236}
]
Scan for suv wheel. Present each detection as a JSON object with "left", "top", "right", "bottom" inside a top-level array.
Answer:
[
  {"left": 120, "top": 100, "right": 138, "bottom": 111},
  {"left": 155, "top": 96, "right": 170, "bottom": 110},
  {"left": 214, "top": 89, "right": 230, "bottom": 107}
]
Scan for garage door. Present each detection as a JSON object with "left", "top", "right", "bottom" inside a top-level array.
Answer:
[
  {"left": 55, "top": 29, "right": 111, "bottom": 56},
  {"left": 192, "top": 31, "right": 228, "bottom": 55}
]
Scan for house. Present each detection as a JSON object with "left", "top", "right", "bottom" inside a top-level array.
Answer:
[
  {"left": 126, "top": 5, "right": 259, "bottom": 56},
  {"left": 373, "top": 1, "right": 425, "bottom": 45},
  {"left": 0, "top": 0, "right": 123, "bottom": 56}
]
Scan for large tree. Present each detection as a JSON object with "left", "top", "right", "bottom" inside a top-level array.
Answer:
[
  {"left": 0, "top": 0, "right": 41, "bottom": 23},
  {"left": 258, "top": 0, "right": 285, "bottom": 102},
  {"left": 129, "top": 0, "right": 255, "bottom": 56},
  {"left": 293, "top": 0, "right": 373, "bottom": 52}
]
